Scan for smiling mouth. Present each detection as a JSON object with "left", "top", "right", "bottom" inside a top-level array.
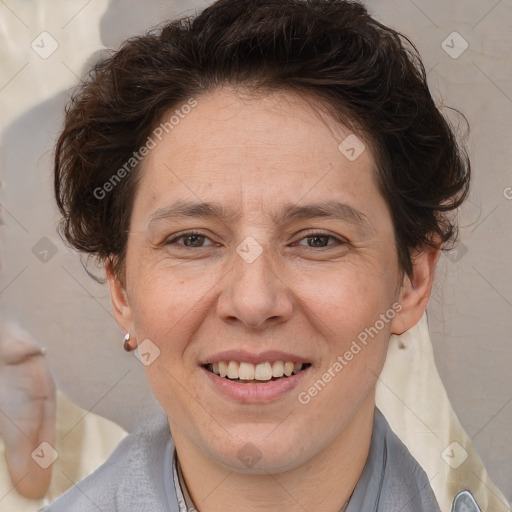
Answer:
[{"left": 203, "top": 361, "right": 311, "bottom": 383}]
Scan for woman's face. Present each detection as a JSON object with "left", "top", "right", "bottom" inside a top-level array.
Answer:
[{"left": 111, "top": 87, "right": 411, "bottom": 473}]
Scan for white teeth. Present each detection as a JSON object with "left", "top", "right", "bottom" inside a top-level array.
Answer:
[
  {"left": 272, "top": 361, "right": 284, "bottom": 377},
  {"left": 227, "top": 361, "right": 239, "bottom": 379},
  {"left": 254, "top": 362, "right": 273, "bottom": 381},
  {"left": 238, "top": 362, "right": 255, "bottom": 380},
  {"left": 218, "top": 361, "right": 228, "bottom": 378},
  {"left": 209, "top": 360, "right": 307, "bottom": 381}
]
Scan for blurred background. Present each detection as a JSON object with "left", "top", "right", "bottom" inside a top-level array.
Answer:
[{"left": 0, "top": 0, "right": 511, "bottom": 509}]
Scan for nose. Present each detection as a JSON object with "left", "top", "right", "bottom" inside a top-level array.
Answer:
[{"left": 216, "top": 242, "right": 294, "bottom": 330}]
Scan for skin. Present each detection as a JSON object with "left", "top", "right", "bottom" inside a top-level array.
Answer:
[
  {"left": 0, "top": 325, "right": 56, "bottom": 499},
  {"left": 107, "top": 86, "right": 440, "bottom": 512}
]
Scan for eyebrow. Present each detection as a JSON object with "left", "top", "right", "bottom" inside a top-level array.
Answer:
[{"left": 148, "top": 199, "right": 374, "bottom": 230}]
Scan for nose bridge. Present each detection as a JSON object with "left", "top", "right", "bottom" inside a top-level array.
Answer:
[
  {"left": 218, "top": 236, "right": 293, "bottom": 328},
  {"left": 235, "top": 237, "right": 274, "bottom": 292}
]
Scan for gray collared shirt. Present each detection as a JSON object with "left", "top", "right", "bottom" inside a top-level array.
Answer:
[{"left": 40, "top": 407, "right": 442, "bottom": 512}]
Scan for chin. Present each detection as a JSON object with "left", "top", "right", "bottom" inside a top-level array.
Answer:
[
  {"left": 219, "top": 449, "right": 307, "bottom": 475},
  {"left": 206, "top": 428, "right": 310, "bottom": 475}
]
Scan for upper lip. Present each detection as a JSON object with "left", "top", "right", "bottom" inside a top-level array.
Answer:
[{"left": 201, "top": 350, "right": 311, "bottom": 365}]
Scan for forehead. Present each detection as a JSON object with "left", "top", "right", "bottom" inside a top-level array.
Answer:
[
  {"left": 154, "top": 87, "right": 365, "bottom": 165},
  {"left": 133, "top": 87, "right": 388, "bottom": 228}
]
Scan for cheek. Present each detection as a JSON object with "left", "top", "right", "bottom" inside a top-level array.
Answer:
[
  {"left": 126, "top": 248, "right": 208, "bottom": 340},
  {"left": 125, "top": 258, "right": 215, "bottom": 402},
  {"left": 296, "top": 262, "right": 396, "bottom": 338},
  {"left": 294, "top": 263, "right": 395, "bottom": 397}
]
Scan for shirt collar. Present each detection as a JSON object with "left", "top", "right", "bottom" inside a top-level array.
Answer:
[{"left": 171, "top": 452, "right": 349, "bottom": 512}]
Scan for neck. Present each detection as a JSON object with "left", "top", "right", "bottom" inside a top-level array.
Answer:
[{"left": 171, "top": 396, "right": 375, "bottom": 512}]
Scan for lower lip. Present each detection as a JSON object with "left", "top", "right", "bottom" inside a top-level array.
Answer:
[{"left": 201, "top": 366, "right": 310, "bottom": 403}]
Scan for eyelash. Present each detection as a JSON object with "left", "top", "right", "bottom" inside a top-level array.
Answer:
[{"left": 164, "top": 230, "right": 346, "bottom": 249}]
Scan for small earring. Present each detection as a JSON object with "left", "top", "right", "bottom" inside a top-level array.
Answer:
[{"left": 123, "top": 333, "right": 134, "bottom": 352}]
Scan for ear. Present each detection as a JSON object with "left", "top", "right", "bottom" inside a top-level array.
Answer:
[
  {"left": 390, "top": 243, "right": 441, "bottom": 335},
  {"left": 105, "top": 258, "right": 134, "bottom": 336}
]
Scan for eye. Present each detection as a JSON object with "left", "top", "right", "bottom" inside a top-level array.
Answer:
[
  {"left": 295, "top": 232, "right": 346, "bottom": 248},
  {"left": 164, "top": 230, "right": 346, "bottom": 249},
  {"left": 165, "top": 231, "right": 215, "bottom": 248}
]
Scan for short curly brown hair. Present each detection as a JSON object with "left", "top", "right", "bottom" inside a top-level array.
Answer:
[{"left": 54, "top": 0, "right": 470, "bottom": 281}]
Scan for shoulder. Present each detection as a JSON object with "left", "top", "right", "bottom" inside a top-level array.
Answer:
[
  {"left": 347, "top": 408, "right": 441, "bottom": 512},
  {"left": 375, "top": 408, "right": 441, "bottom": 511},
  {"left": 40, "top": 415, "right": 174, "bottom": 512}
]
